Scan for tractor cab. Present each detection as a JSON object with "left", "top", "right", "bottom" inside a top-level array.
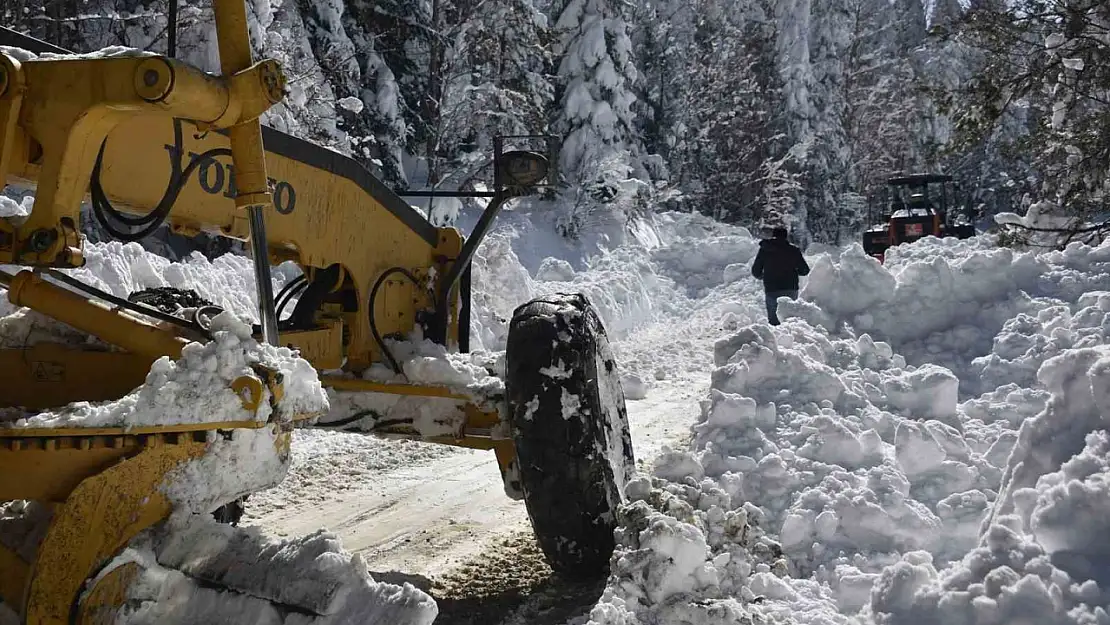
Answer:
[{"left": 862, "top": 173, "right": 976, "bottom": 262}]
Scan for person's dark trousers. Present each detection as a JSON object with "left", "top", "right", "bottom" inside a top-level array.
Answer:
[{"left": 764, "top": 290, "right": 798, "bottom": 325}]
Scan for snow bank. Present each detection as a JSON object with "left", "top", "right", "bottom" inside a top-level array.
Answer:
[
  {"left": 588, "top": 235, "right": 1110, "bottom": 625},
  {"left": 867, "top": 345, "right": 1110, "bottom": 625},
  {"left": 648, "top": 212, "right": 760, "bottom": 297},
  {"left": 8, "top": 312, "right": 326, "bottom": 429},
  {"left": 468, "top": 230, "right": 676, "bottom": 351},
  {"left": 98, "top": 515, "right": 437, "bottom": 624},
  {"left": 467, "top": 210, "right": 760, "bottom": 353},
  {"left": 783, "top": 239, "right": 1110, "bottom": 393},
  {"left": 589, "top": 319, "right": 1006, "bottom": 624}
]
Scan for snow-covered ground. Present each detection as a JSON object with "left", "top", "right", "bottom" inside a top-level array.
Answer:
[
  {"left": 580, "top": 231, "right": 1110, "bottom": 625},
  {"left": 5, "top": 184, "right": 1110, "bottom": 625}
]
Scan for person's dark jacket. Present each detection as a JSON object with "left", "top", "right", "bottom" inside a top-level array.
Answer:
[{"left": 751, "top": 238, "right": 810, "bottom": 291}]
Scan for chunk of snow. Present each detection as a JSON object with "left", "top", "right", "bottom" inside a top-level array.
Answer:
[
  {"left": 8, "top": 312, "right": 327, "bottom": 429},
  {"left": 620, "top": 372, "right": 650, "bottom": 400},
  {"left": 337, "top": 96, "right": 365, "bottom": 113}
]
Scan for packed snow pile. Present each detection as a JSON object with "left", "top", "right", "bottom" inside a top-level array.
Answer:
[
  {"left": 648, "top": 211, "right": 761, "bottom": 297},
  {"left": 0, "top": 196, "right": 31, "bottom": 222},
  {"left": 782, "top": 239, "right": 1110, "bottom": 392},
  {"left": 467, "top": 210, "right": 763, "bottom": 354},
  {"left": 865, "top": 345, "right": 1110, "bottom": 625},
  {"left": 582, "top": 474, "right": 780, "bottom": 625},
  {"left": 587, "top": 235, "right": 1110, "bottom": 625},
  {"left": 98, "top": 514, "right": 438, "bottom": 625},
  {"left": 5, "top": 311, "right": 327, "bottom": 429}
]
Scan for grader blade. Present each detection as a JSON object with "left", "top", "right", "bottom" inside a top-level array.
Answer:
[
  {"left": 153, "top": 522, "right": 356, "bottom": 615},
  {"left": 74, "top": 519, "right": 438, "bottom": 625},
  {"left": 20, "top": 433, "right": 210, "bottom": 624}
]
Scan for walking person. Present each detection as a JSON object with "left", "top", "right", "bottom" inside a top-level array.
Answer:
[{"left": 750, "top": 226, "right": 810, "bottom": 325}]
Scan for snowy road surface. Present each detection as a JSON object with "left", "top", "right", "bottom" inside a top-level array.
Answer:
[{"left": 247, "top": 376, "right": 705, "bottom": 574}]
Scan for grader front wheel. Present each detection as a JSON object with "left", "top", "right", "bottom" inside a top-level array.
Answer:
[{"left": 505, "top": 293, "right": 635, "bottom": 579}]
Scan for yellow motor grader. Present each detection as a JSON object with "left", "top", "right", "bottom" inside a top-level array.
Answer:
[{"left": 0, "top": 2, "right": 635, "bottom": 622}]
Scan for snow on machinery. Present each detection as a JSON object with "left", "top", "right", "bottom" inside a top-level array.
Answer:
[
  {"left": 0, "top": 3, "right": 635, "bottom": 623},
  {"left": 861, "top": 173, "right": 976, "bottom": 262}
]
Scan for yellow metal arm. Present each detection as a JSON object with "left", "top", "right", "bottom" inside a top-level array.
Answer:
[
  {"left": 0, "top": 43, "right": 464, "bottom": 372},
  {"left": 5, "top": 270, "right": 188, "bottom": 360},
  {"left": 0, "top": 49, "right": 284, "bottom": 269},
  {"left": 212, "top": 0, "right": 284, "bottom": 344},
  {"left": 213, "top": 0, "right": 280, "bottom": 210}
]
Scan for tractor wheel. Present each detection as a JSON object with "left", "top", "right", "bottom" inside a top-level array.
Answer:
[{"left": 505, "top": 292, "right": 635, "bottom": 579}]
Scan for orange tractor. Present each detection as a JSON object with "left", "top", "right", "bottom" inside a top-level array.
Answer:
[{"left": 862, "top": 173, "right": 976, "bottom": 262}]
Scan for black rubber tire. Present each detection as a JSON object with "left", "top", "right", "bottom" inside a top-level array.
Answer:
[{"left": 506, "top": 292, "right": 635, "bottom": 579}]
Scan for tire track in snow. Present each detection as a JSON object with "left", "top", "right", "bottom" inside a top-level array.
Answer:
[
  {"left": 415, "top": 379, "right": 708, "bottom": 625},
  {"left": 423, "top": 532, "right": 605, "bottom": 625},
  {"left": 246, "top": 377, "right": 708, "bottom": 623}
]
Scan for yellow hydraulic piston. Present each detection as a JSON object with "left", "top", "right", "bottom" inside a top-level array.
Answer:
[
  {"left": 0, "top": 27, "right": 286, "bottom": 270},
  {"left": 2, "top": 270, "right": 188, "bottom": 360},
  {"left": 212, "top": 0, "right": 285, "bottom": 346}
]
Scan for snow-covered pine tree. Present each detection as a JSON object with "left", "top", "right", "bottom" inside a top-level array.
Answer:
[
  {"left": 804, "top": 0, "right": 852, "bottom": 243},
  {"left": 772, "top": 0, "right": 814, "bottom": 241},
  {"left": 842, "top": 0, "right": 922, "bottom": 208},
  {"left": 628, "top": 0, "right": 695, "bottom": 174},
  {"left": 927, "top": 0, "right": 964, "bottom": 34},
  {"left": 285, "top": 0, "right": 409, "bottom": 186},
  {"left": 433, "top": 0, "right": 554, "bottom": 187},
  {"left": 352, "top": 0, "right": 436, "bottom": 179},
  {"left": 947, "top": 0, "right": 1110, "bottom": 243},
  {"left": 549, "top": 0, "right": 645, "bottom": 238},
  {"left": 892, "top": 0, "right": 926, "bottom": 51},
  {"left": 675, "top": 0, "right": 798, "bottom": 226},
  {"left": 345, "top": 25, "right": 410, "bottom": 187}
]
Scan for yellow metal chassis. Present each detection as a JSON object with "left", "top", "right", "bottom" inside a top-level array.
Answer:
[
  {"left": 0, "top": 0, "right": 512, "bottom": 460},
  {"left": 0, "top": 267, "right": 515, "bottom": 460},
  {"left": 0, "top": 427, "right": 218, "bottom": 622}
]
